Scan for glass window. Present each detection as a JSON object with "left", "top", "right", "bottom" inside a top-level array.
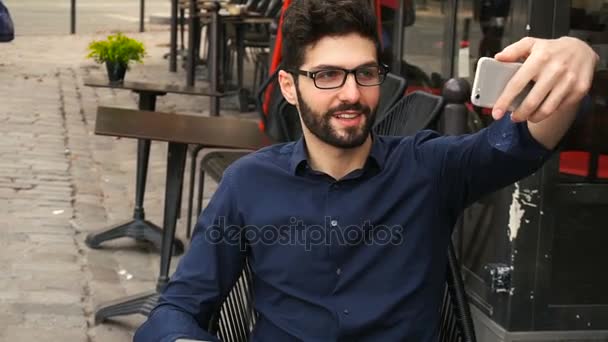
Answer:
[
  {"left": 455, "top": 0, "right": 517, "bottom": 129},
  {"left": 455, "top": 0, "right": 515, "bottom": 89},
  {"left": 380, "top": 0, "right": 449, "bottom": 94},
  {"left": 560, "top": 0, "right": 608, "bottom": 180}
]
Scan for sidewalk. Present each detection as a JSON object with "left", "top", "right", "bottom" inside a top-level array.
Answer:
[{"left": 0, "top": 29, "right": 253, "bottom": 341}]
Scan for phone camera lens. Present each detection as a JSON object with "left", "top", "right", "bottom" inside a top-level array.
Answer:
[{"left": 475, "top": 93, "right": 480, "bottom": 100}]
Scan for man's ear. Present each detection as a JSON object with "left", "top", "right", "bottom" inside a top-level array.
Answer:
[{"left": 278, "top": 70, "right": 299, "bottom": 106}]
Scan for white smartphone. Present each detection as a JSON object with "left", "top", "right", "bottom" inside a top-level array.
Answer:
[{"left": 471, "top": 57, "right": 533, "bottom": 110}]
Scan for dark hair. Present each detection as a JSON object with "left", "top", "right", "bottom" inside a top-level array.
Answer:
[{"left": 281, "top": 0, "right": 381, "bottom": 71}]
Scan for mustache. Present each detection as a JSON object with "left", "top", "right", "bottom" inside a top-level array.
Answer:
[{"left": 326, "top": 102, "right": 371, "bottom": 117}]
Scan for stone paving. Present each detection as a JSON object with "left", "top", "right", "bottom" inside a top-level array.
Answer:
[{"left": 0, "top": 29, "right": 257, "bottom": 341}]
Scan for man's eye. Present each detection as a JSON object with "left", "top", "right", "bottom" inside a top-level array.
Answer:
[
  {"left": 357, "top": 68, "right": 378, "bottom": 79},
  {"left": 316, "top": 70, "right": 342, "bottom": 80}
]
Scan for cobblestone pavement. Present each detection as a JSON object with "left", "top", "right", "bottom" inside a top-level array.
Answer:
[{"left": 0, "top": 29, "right": 257, "bottom": 341}]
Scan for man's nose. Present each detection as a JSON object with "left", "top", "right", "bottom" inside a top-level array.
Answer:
[{"left": 337, "top": 73, "right": 362, "bottom": 103}]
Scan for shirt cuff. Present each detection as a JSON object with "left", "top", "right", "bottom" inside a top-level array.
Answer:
[
  {"left": 487, "top": 112, "right": 553, "bottom": 161},
  {"left": 134, "top": 306, "right": 220, "bottom": 342}
]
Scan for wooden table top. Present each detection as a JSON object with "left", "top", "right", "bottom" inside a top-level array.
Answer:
[
  {"left": 84, "top": 78, "right": 236, "bottom": 97},
  {"left": 95, "top": 106, "right": 273, "bottom": 149}
]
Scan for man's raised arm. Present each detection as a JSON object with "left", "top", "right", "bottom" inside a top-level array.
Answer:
[{"left": 491, "top": 36, "right": 599, "bottom": 149}]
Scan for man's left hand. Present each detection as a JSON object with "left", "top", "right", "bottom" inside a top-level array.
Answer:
[{"left": 492, "top": 36, "right": 599, "bottom": 123}]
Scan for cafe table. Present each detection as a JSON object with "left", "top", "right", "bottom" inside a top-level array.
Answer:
[
  {"left": 92, "top": 105, "right": 272, "bottom": 323},
  {"left": 84, "top": 78, "right": 236, "bottom": 254}
]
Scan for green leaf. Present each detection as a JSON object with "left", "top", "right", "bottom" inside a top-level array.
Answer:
[{"left": 86, "top": 33, "right": 146, "bottom": 67}]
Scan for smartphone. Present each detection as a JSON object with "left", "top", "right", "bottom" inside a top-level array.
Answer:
[{"left": 471, "top": 57, "right": 533, "bottom": 110}]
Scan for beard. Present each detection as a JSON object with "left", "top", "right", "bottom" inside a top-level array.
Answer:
[{"left": 295, "top": 84, "right": 376, "bottom": 149}]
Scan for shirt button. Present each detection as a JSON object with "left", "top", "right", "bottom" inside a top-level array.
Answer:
[
  {"left": 343, "top": 309, "right": 350, "bottom": 315},
  {"left": 330, "top": 220, "right": 338, "bottom": 227},
  {"left": 336, "top": 268, "right": 341, "bottom": 276}
]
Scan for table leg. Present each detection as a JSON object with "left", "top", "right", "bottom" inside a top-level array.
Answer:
[
  {"left": 170, "top": 0, "right": 178, "bottom": 72},
  {"left": 236, "top": 23, "right": 250, "bottom": 112},
  {"left": 92, "top": 142, "right": 188, "bottom": 324},
  {"left": 180, "top": 9, "right": 186, "bottom": 52},
  {"left": 140, "top": 0, "right": 145, "bottom": 32},
  {"left": 85, "top": 93, "right": 184, "bottom": 255},
  {"left": 208, "top": 6, "right": 221, "bottom": 116},
  {"left": 158, "top": 142, "right": 188, "bottom": 287},
  {"left": 70, "top": 0, "right": 76, "bottom": 34},
  {"left": 187, "top": 0, "right": 197, "bottom": 86},
  {"left": 236, "top": 24, "right": 245, "bottom": 91}
]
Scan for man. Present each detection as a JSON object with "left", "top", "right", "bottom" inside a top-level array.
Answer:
[
  {"left": 0, "top": 0, "right": 15, "bottom": 43},
  {"left": 135, "top": 0, "right": 598, "bottom": 341}
]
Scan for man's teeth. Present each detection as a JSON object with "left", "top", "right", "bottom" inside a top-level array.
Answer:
[{"left": 336, "top": 113, "right": 359, "bottom": 119}]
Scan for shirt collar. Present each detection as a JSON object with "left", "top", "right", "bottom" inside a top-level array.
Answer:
[
  {"left": 288, "top": 137, "right": 308, "bottom": 175},
  {"left": 288, "top": 133, "right": 388, "bottom": 176}
]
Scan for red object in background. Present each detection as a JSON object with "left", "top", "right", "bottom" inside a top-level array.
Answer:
[
  {"left": 599, "top": 155, "right": 608, "bottom": 178},
  {"left": 559, "top": 151, "right": 591, "bottom": 177},
  {"left": 381, "top": 0, "right": 398, "bottom": 9},
  {"left": 405, "top": 86, "right": 441, "bottom": 95},
  {"left": 268, "top": 0, "right": 292, "bottom": 76},
  {"left": 260, "top": 0, "right": 293, "bottom": 132},
  {"left": 559, "top": 151, "right": 608, "bottom": 179}
]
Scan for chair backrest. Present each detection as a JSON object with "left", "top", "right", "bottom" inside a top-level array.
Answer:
[
  {"left": 373, "top": 90, "right": 444, "bottom": 136},
  {"left": 375, "top": 72, "right": 408, "bottom": 123},
  {"left": 252, "top": 0, "right": 271, "bottom": 13},
  {"left": 207, "top": 262, "right": 257, "bottom": 342},
  {"left": 256, "top": 68, "right": 295, "bottom": 143},
  {"left": 439, "top": 241, "right": 477, "bottom": 342},
  {"left": 264, "top": 0, "right": 283, "bottom": 17}
]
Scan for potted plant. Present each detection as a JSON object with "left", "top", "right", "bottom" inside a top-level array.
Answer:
[{"left": 86, "top": 33, "right": 146, "bottom": 84}]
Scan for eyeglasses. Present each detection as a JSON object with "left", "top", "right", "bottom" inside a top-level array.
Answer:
[{"left": 293, "top": 64, "right": 389, "bottom": 90}]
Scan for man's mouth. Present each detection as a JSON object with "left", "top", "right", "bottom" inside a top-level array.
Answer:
[
  {"left": 333, "top": 111, "right": 362, "bottom": 119},
  {"left": 331, "top": 111, "right": 364, "bottom": 127}
]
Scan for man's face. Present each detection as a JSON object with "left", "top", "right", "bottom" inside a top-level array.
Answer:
[{"left": 280, "top": 33, "right": 381, "bottom": 149}]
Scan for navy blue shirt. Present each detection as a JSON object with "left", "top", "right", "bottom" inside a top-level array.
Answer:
[{"left": 135, "top": 115, "right": 551, "bottom": 342}]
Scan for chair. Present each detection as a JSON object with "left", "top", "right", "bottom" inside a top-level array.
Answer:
[
  {"left": 223, "top": 0, "right": 283, "bottom": 108},
  {"left": 185, "top": 70, "right": 407, "bottom": 237},
  {"left": 375, "top": 72, "right": 407, "bottom": 123},
  {"left": 200, "top": 87, "right": 476, "bottom": 342},
  {"left": 185, "top": 70, "right": 285, "bottom": 238}
]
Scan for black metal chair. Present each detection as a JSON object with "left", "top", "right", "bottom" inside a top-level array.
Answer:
[
  {"left": 201, "top": 88, "right": 476, "bottom": 342},
  {"left": 204, "top": 247, "right": 475, "bottom": 342},
  {"left": 185, "top": 69, "right": 407, "bottom": 237}
]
